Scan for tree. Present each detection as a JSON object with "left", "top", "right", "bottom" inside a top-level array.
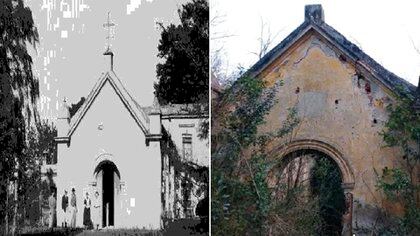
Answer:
[
  {"left": 154, "top": 0, "right": 208, "bottom": 105},
  {"left": 251, "top": 17, "right": 282, "bottom": 60},
  {"left": 19, "top": 120, "right": 56, "bottom": 226},
  {"left": 378, "top": 88, "right": 420, "bottom": 235},
  {"left": 0, "top": 0, "right": 39, "bottom": 234},
  {"left": 211, "top": 75, "right": 301, "bottom": 235},
  {"left": 69, "top": 97, "right": 86, "bottom": 118}
]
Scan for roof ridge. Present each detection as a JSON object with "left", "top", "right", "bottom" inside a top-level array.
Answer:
[
  {"left": 246, "top": 6, "right": 417, "bottom": 97},
  {"left": 67, "top": 71, "right": 150, "bottom": 138},
  {"left": 108, "top": 71, "right": 150, "bottom": 123},
  {"left": 316, "top": 21, "right": 416, "bottom": 95}
]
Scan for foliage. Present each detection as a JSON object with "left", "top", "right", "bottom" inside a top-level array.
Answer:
[
  {"left": 268, "top": 189, "right": 321, "bottom": 235},
  {"left": 154, "top": 0, "right": 209, "bottom": 140},
  {"left": 377, "top": 168, "right": 420, "bottom": 234},
  {"left": 69, "top": 97, "right": 86, "bottom": 118},
  {"left": 0, "top": 0, "right": 39, "bottom": 233},
  {"left": 160, "top": 126, "right": 209, "bottom": 228},
  {"left": 378, "top": 168, "right": 414, "bottom": 202},
  {"left": 381, "top": 89, "right": 420, "bottom": 172},
  {"left": 154, "top": 0, "right": 208, "bottom": 105},
  {"left": 310, "top": 156, "right": 346, "bottom": 235},
  {"left": 18, "top": 120, "right": 57, "bottom": 226},
  {"left": 0, "top": 0, "right": 39, "bottom": 106},
  {"left": 211, "top": 76, "right": 300, "bottom": 235},
  {"left": 25, "top": 120, "right": 57, "bottom": 164},
  {"left": 378, "top": 89, "right": 420, "bottom": 235}
]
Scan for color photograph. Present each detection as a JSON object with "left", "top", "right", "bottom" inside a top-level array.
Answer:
[{"left": 211, "top": 1, "right": 419, "bottom": 235}]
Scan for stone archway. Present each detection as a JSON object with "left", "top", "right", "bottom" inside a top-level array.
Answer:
[
  {"left": 92, "top": 157, "right": 121, "bottom": 228},
  {"left": 270, "top": 139, "right": 355, "bottom": 190},
  {"left": 269, "top": 139, "right": 355, "bottom": 235}
]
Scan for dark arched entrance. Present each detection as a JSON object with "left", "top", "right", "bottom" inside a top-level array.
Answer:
[
  {"left": 94, "top": 160, "right": 120, "bottom": 227},
  {"left": 269, "top": 148, "right": 347, "bottom": 235}
]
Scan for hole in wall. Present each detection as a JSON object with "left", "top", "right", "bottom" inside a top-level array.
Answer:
[{"left": 365, "top": 82, "right": 371, "bottom": 94}]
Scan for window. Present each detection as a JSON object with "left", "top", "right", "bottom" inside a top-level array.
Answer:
[{"left": 182, "top": 135, "right": 192, "bottom": 160}]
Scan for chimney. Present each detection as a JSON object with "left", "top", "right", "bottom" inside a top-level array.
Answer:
[
  {"left": 104, "top": 47, "right": 114, "bottom": 71},
  {"left": 305, "top": 4, "right": 324, "bottom": 24}
]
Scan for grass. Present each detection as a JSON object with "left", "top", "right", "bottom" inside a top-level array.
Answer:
[
  {"left": 19, "top": 218, "right": 208, "bottom": 235},
  {"left": 19, "top": 227, "right": 161, "bottom": 236},
  {"left": 19, "top": 226, "right": 84, "bottom": 235},
  {"left": 76, "top": 228, "right": 161, "bottom": 236}
]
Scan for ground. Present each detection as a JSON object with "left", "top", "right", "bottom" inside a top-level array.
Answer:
[{"left": 19, "top": 219, "right": 208, "bottom": 235}]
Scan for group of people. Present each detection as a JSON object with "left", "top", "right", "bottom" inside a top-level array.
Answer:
[{"left": 59, "top": 188, "right": 101, "bottom": 229}]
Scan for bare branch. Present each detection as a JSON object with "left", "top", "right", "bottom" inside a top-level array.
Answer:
[
  {"left": 408, "top": 35, "right": 420, "bottom": 55},
  {"left": 251, "top": 16, "right": 285, "bottom": 60}
]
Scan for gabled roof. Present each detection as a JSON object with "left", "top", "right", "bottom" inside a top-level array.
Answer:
[
  {"left": 67, "top": 70, "right": 150, "bottom": 137},
  {"left": 247, "top": 5, "right": 417, "bottom": 97}
]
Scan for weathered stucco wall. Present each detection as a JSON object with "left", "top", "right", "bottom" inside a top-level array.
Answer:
[
  {"left": 256, "top": 33, "right": 403, "bottom": 228},
  {"left": 56, "top": 81, "right": 162, "bottom": 229}
]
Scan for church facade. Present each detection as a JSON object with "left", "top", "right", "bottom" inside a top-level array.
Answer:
[
  {"left": 53, "top": 52, "right": 208, "bottom": 229},
  {"left": 212, "top": 5, "right": 418, "bottom": 234}
]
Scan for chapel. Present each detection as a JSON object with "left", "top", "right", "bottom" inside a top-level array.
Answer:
[
  {"left": 50, "top": 47, "right": 209, "bottom": 229},
  {"left": 213, "top": 4, "right": 419, "bottom": 234}
]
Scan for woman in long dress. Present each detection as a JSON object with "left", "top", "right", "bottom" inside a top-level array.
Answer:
[
  {"left": 92, "top": 191, "right": 101, "bottom": 230},
  {"left": 70, "top": 188, "right": 77, "bottom": 228},
  {"left": 83, "top": 192, "right": 92, "bottom": 229}
]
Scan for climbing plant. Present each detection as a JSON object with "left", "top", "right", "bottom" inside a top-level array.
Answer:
[
  {"left": 211, "top": 76, "right": 302, "bottom": 235},
  {"left": 378, "top": 88, "right": 420, "bottom": 235},
  {"left": 310, "top": 155, "right": 346, "bottom": 235}
]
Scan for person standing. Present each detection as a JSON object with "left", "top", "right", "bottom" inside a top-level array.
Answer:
[
  {"left": 92, "top": 191, "right": 101, "bottom": 230},
  {"left": 70, "top": 188, "right": 77, "bottom": 227},
  {"left": 48, "top": 187, "right": 56, "bottom": 229},
  {"left": 61, "top": 190, "right": 69, "bottom": 227},
  {"left": 83, "top": 192, "right": 92, "bottom": 229}
]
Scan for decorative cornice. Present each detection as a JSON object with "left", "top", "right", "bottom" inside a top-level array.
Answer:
[
  {"left": 145, "top": 134, "right": 163, "bottom": 146},
  {"left": 161, "top": 114, "right": 209, "bottom": 119},
  {"left": 54, "top": 136, "right": 70, "bottom": 144},
  {"left": 146, "top": 134, "right": 163, "bottom": 141}
]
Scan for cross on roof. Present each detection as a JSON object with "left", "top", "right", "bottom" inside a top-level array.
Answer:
[{"left": 103, "top": 11, "right": 116, "bottom": 51}]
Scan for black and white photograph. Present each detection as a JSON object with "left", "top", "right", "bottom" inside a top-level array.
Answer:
[{"left": 0, "top": 0, "right": 208, "bottom": 235}]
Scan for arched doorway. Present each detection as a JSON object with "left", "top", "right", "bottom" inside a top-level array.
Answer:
[
  {"left": 94, "top": 160, "right": 120, "bottom": 227},
  {"left": 268, "top": 140, "right": 355, "bottom": 235},
  {"left": 269, "top": 139, "right": 355, "bottom": 189}
]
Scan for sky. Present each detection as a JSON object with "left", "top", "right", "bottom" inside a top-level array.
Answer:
[
  {"left": 211, "top": 0, "right": 420, "bottom": 87},
  {"left": 25, "top": 0, "right": 189, "bottom": 120}
]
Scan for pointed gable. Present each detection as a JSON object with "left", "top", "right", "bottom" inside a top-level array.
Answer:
[
  {"left": 247, "top": 5, "right": 416, "bottom": 97},
  {"left": 67, "top": 71, "right": 150, "bottom": 138}
]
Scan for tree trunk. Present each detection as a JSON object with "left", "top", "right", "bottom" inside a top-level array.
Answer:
[
  {"left": 11, "top": 157, "right": 19, "bottom": 236},
  {"left": 5, "top": 178, "right": 9, "bottom": 236},
  {"left": 12, "top": 178, "right": 18, "bottom": 236}
]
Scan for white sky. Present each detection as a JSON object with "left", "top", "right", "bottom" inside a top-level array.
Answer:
[{"left": 211, "top": 0, "right": 420, "bottom": 86}]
